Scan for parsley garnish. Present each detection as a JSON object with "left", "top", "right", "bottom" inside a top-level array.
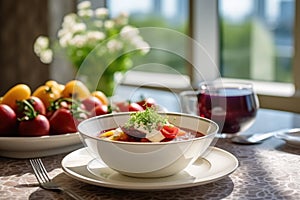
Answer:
[{"left": 125, "top": 107, "right": 168, "bottom": 132}]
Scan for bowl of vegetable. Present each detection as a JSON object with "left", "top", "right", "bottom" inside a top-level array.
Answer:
[{"left": 78, "top": 107, "right": 219, "bottom": 178}]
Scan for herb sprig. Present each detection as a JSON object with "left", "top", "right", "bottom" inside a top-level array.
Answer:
[{"left": 125, "top": 107, "right": 168, "bottom": 132}]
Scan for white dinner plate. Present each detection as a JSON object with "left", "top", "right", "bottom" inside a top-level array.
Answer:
[
  {"left": 61, "top": 147, "right": 239, "bottom": 191},
  {"left": 0, "top": 133, "right": 83, "bottom": 158},
  {"left": 275, "top": 128, "right": 300, "bottom": 148}
]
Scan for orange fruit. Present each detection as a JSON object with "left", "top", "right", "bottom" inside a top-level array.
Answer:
[
  {"left": 32, "top": 85, "right": 61, "bottom": 108},
  {"left": 61, "top": 80, "right": 90, "bottom": 100},
  {"left": 45, "top": 80, "right": 65, "bottom": 93},
  {"left": 2, "top": 84, "right": 31, "bottom": 108},
  {"left": 91, "top": 91, "right": 109, "bottom": 105}
]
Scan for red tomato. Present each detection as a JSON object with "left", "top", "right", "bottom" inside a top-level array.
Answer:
[
  {"left": 15, "top": 96, "right": 46, "bottom": 119},
  {"left": 115, "top": 101, "right": 129, "bottom": 112},
  {"left": 137, "top": 97, "right": 156, "bottom": 109},
  {"left": 129, "top": 102, "right": 144, "bottom": 112},
  {"left": 47, "top": 97, "right": 87, "bottom": 119},
  {"left": 92, "top": 104, "right": 108, "bottom": 116},
  {"left": 115, "top": 101, "right": 144, "bottom": 112},
  {"left": 160, "top": 125, "right": 179, "bottom": 139},
  {"left": 49, "top": 108, "right": 79, "bottom": 134},
  {"left": 0, "top": 104, "right": 17, "bottom": 136},
  {"left": 18, "top": 114, "right": 50, "bottom": 137},
  {"left": 28, "top": 96, "right": 46, "bottom": 115},
  {"left": 82, "top": 96, "right": 103, "bottom": 111},
  {"left": 47, "top": 98, "right": 88, "bottom": 134}
]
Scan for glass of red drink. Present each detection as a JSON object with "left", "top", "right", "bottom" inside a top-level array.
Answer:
[{"left": 180, "top": 81, "right": 259, "bottom": 138}]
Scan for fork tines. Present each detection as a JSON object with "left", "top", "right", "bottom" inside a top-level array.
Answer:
[{"left": 29, "top": 158, "right": 51, "bottom": 185}]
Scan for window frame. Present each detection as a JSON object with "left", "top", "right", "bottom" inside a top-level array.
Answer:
[{"left": 294, "top": 0, "right": 300, "bottom": 92}]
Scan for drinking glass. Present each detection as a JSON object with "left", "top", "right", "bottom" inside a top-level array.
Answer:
[{"left": 180, "top": 81, "right": 259, "bottom": 138}]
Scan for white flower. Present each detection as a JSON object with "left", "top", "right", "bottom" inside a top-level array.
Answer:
[
  {"left": 71, "top": 23, "right": 87, "bottom": 34},
  {"left": 57, "top": 28, "right": 67, "bottom": 38},
  {"left": 35, "top": 36, "right": 49, "bottom": 49},
  {"left": 107, "top": 39, "right": 123, "bottom": 53},
  {"left": 120, "top": 26, "right": 139, "bottom": 40},
  {"left": 40, "top": 49, "right": 53, "bottom": 64},
  {"left": 61, "top": 18, "right": 77, "bottom": 35},
  {"left": 78, "top": 9, "right": 93, "bottom": 18},
  {"left": 125, "top": 34, "right": 150, "bottom": 54},
  {"left": 77, "top": 1, "right": 91, "bottom": 10},
  {"left": 86, "top": 31, "right": 106, "bottom": 43},
  {"left": 115, "top": 12, "right": 129, "bottom": 25},
  {"left": 62, "top": 13, "right": 77, "bottom": 27},
  {"left": 69, "top": 34, "right": 87, "bottom": 48},
  {"left": 34, "top": 36, "right": 50, "bottom": 55},
  {"left": 137, "top": 41, "right": 150, "bottom": 54},
  {"left": 95, "top": 8, "right": 108, "bottom": 18},
  {"left": 104, "top": 20, "right": 114, "bottom": 29},
  {"left": 33, "top": 1, "right": 149, "bottom": 66},
  {"left": 128, "top": 35, "right": 142, "bottom": 46},
  {"left": 59, "top": 32, "right": 73, "bottom": 48}
]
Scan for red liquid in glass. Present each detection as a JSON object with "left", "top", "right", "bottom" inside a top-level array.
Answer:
[{"left": 198, "top": 88, "right": 258, "bottom": 134}]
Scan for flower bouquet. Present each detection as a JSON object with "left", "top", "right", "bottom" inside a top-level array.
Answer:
[{"left": 34, "top": 1, "right": 150, "bottom": 96}]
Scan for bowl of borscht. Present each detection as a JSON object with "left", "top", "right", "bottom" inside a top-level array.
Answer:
[{"left": 77, "top": 107, "right": 219, "bottom": 178}]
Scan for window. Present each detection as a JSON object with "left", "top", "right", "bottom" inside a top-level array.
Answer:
[
  {"left": 219, "top": 0, "right": 294, "bottom": 83},
  {"left": 191, "top": 0, "right": 300, "bottom": 112},
  {"left": 107, "top": 0, "right": 190, "bottom": 76}
]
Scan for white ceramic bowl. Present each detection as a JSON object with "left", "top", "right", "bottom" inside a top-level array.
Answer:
[{"left": 78, "top": 112, "right": 219, "bottom": 178}]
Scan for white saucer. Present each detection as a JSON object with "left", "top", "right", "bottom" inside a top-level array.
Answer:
[
  {"left": 275, "top": 128, "right": 300, "bottom": 148},
  {"left": 61, "top": 147, "right": 238, "bottom": 191}
]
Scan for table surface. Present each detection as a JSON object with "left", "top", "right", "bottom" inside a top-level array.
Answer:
[{"left": 1, "top": 86, "right": 300, "bottom": 200}]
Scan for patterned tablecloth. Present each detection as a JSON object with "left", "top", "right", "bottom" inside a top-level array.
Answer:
[{"left": 1, "top": 108, "right": 300, "bottom": 200}]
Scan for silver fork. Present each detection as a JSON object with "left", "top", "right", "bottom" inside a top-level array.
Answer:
[{"left": 29, "top": 158, "right": 83, "bottom": 200}]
